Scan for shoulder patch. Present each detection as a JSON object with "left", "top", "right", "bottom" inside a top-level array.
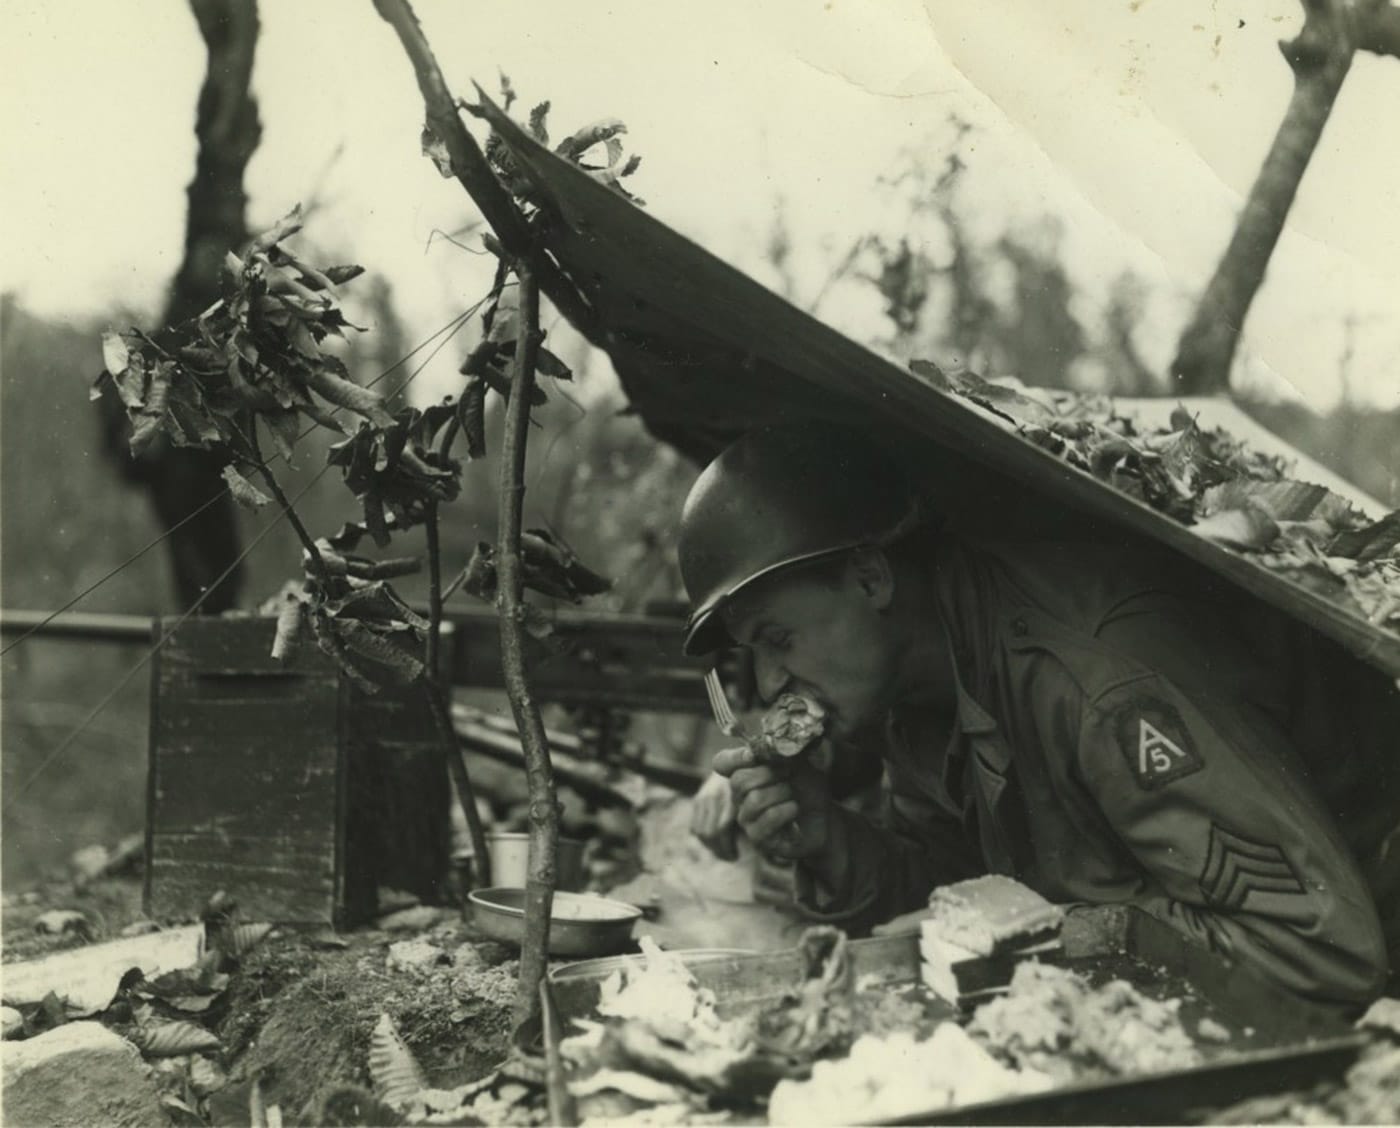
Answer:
[
  {"left": 1200, "top": 823, "right": 1306, "bottom": 909},
  {"left": 1112, "top": 697, "right": 1204, "bottom": 789}
]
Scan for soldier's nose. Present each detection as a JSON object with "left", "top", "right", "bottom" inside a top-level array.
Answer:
[{"left": 753, "top": 653, "right": 789, "bottom": 706}]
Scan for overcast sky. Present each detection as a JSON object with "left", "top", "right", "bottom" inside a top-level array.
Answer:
[{"left": 3, "top": 0, "right": 1398, "bottom": 409}]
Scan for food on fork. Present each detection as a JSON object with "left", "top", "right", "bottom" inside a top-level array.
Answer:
[{"left": 758, "top": 693, "right": 827, "bottom": 759}]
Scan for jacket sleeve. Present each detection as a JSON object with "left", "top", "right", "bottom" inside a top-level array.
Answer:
[
  {"left": 793, "top": 742, "right": 982, "bottom": 933},
  {"left": 1075, "top": 669, "right": 1387, "bottom": 1009}
]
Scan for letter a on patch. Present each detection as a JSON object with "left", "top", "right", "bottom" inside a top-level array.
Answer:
[{"left": 1115, "top": 699, "right": 1204, "bottom": 790}]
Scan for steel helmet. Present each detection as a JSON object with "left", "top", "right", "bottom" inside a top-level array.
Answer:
[{"left": 678, "top": 422, "right": 922, "bottom": 656}]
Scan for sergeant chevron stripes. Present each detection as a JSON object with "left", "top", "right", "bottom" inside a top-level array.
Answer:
[{"left": 1199, "top": 823, "right": 1306, "bottom": 909}]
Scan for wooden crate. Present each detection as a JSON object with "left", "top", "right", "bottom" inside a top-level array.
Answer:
[{"left": 146, "top": 616, "right": 448, "bottom": 926}]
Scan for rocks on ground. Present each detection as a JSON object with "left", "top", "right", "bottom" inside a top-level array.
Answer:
[
  {"left": 218, "top": 916, "right": 520, "bottom": 1121},
  {"left": 1, "top": 1020, "right": 166, "bottom": 1128}
]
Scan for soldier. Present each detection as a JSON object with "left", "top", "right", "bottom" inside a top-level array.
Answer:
[{"left": 679, "top": 421, "right": 1397, "bottom": 1009}]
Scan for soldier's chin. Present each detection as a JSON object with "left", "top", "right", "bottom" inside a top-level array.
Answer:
[{"left": 827, "top": 709, "right": 858, "bottom": 739}]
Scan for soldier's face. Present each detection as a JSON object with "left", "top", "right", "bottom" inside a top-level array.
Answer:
[{"left": 721, "top": 555, "right": 901, "bottom": 738}]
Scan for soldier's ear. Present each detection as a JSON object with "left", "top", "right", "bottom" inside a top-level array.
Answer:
[{"left": 847, "top": 548, "right": 894, "bottom": 612}]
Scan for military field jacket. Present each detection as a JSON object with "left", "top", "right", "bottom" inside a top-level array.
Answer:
[{"left": 797, "top": 537, "right": 1390, "bottom": 1008}]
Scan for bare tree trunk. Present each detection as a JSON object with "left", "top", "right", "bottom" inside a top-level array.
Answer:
[
  {"left": 100, "top": 0, "right": 262, "bottom": 613},
  {"left": 495, "top": 265, "right": 559, "bottom": 1033},
  {"left": 169, "top": 0, "right": 263, "bottom": 325},
  {"left": 1171, "top": 0, "right": 1356, "bottom": 395}
]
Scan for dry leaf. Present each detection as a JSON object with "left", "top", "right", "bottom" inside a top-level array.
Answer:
[
  {"left": 222, "top": 465, "right": 271, "bottom": 511},
  {"left": 369, "top": 1012, "right": 428, "bottom": 1111},
  {"left": 189, "top": 1056, "right": 228, "bottom": 1097},
  {"left": 230, "top": 923, "right": 275, "bottom": 958},
  {"left": 136, "top": 1020, "right": 221, "bottom": 1057},
  {"left": 102, "top": 331, "right": 130, "bottom": 376},
  {"left": 421, "top": 125, "right": 454, "bottom": 179},
  {"left": 1192, "top": 506, "right": 1279, "bottom": 551},
  {"left": 270, "top": 598, "right": 305, "bottom": 663}
]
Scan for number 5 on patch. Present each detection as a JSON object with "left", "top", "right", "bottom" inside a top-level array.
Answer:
[{"left": 1115, "top": 700, "right": 1205, "bottom": 790}]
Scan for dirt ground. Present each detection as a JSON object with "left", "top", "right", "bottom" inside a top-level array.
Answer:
[{"left": 2, "top": 871, "right": 524, "bottom": 1126}]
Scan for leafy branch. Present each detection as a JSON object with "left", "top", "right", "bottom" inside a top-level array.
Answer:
[
  {"left": 372, "top": 0, "right": 634, "bottom": 1033},
  {"left": 103, "top": 0, "right": 630, "bottom": 1039}
]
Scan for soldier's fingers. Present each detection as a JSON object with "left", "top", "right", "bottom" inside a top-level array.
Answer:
[
  {"left": 691, "top": 792, "right": 734, "bottom": 838},
  {"left": 748, "top": 800, "right": 800, "bottom": 844},
  {"left": 727, "top": 763, "right": 783, "bottom": 798},
  {"left": 712, "top": 745, "right": 757, "bottom": 777},
  {"left": 736, "top": 781, "right": 795, "bottom": 827}
]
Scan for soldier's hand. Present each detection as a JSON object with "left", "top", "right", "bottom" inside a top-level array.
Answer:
[
  {"left": 690, "top": 771, "right": 739, "bottom": 861},
  {"left": 711, "top": 744, "right": 831, "bottom": 860}
]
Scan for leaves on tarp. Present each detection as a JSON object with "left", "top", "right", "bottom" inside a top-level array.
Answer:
[
  {"left": 454, "top": 529, "right": 611, "bottom": 605},
  {"left": 1330, "top": 512, "right": 1400, "bottom": 564},
  {"left": 528, "top": 100, "right": 551, "bottom": 145},
  {"left": 420, "top": 124, "right": 455, "bottom": 179},
  {"left": 555, "top": 119, "right": 627, "bottom": 162},
  {"left": 477, "top": 84, "right": 646, "bottom": 210},
  {"left": 1190, "top": 506, "right": 1278, "bottom": 552},
  {"left": 369, "top": 1012, "right": 428, "bottom": 1112},
  {"left": 96, "top": 206, "right": 374, "bottom": 465},
  {"left": 135, "top": 1020, "right": 222, "bottom": 1058},
  {"left": 554, "top": 117, "right": 646, "bottom": 203},
  {"left": 915, "top": 361, "right": 1400, "bottom": 636}
]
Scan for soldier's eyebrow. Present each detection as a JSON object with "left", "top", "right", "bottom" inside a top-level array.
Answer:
[{"left": 725, "top": 601, "right": 772, "bottom": 647}]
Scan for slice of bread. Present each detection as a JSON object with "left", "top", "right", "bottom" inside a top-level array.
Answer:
[
  {"left": 922, "top": 875, "right": 1064, "bottom": 957},
  {"left": 918, "top": 876, "right": 1065, "bottom": 1006}
]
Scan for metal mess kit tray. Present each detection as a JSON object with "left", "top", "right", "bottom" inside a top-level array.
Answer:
[{"left": 546, "top": 906, "right": 1367, "bottom": 1125}]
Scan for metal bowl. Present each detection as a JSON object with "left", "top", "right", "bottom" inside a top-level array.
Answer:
[
  {"left": 548, "top": 948, "right": 756, "bottom": 982},
  {"left": 468, "top": 887, "right": 642, "bottom": 957}
]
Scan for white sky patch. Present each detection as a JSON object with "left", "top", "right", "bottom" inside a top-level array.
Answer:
[{"left": 2, "top": 0, "right": 1396, "bottom": 409}]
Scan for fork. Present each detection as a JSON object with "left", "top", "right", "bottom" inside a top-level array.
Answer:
[
  {"left": 704, "top": 668, "right": 753, "bottom": 744},
  {"left": 703, "top": 669, "right": 801, "bottom": 856}
]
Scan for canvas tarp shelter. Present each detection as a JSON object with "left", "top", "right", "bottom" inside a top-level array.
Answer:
[{"left": 483, "top": 103, "right": 1400, "bottom": 682}]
